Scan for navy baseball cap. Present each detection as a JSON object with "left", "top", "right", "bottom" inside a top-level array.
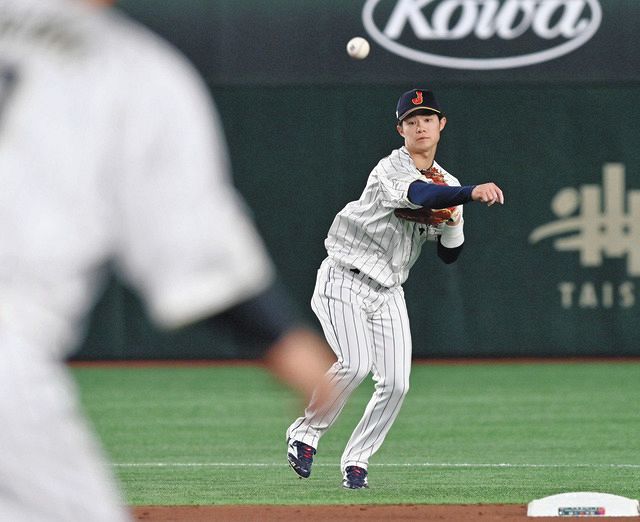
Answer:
[{"left": 396, "top": 89, "right": 442, "bottom": 122}]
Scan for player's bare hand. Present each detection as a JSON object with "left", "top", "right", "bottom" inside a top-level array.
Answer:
[
  {"left": 264, "top": 328, "right": 336, "bottom": 408},
  {"left": 471, "top": 183, "right": 504, "bottom": 206}
]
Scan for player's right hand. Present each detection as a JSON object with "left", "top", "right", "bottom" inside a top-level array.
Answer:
[{"left": 471, "top": 183, "right": 504, "bottom": 206}]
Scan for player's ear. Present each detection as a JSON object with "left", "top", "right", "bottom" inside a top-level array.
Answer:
[
  {"left": 396, "top": 122, "right": 404, "bottom": 137},
  {"left": 439, "top": 116, "right": 447, "bottom": 131}
]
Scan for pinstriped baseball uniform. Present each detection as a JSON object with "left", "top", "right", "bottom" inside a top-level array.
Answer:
[{"left": 287, "top": 146, "right": 465, "bottom": 472}]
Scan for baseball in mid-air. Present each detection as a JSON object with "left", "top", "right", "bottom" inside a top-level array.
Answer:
[{"left": 346, "top": 37, "right": 370, "bottom": 60}]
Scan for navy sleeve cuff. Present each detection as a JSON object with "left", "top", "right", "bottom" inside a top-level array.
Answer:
[
  {"left": 199, "top": 281, "right": 299, "bottom": 349},
  {"left": 437, "top": 241, "right": 463, "bottom": 264}
]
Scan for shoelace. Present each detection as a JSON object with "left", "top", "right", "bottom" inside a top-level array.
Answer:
[{"left": 299, "top": 444, "right": 315, "bottom": 462}]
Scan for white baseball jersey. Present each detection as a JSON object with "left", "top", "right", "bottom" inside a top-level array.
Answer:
[
  {"left": 325, "top": 146, "right": 464, "bottom": 287},
  {"left": 0, "top": 1, "right": 273, "bottom": 520}
]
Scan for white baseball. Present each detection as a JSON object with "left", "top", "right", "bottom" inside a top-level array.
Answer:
[{"left": 346, "top": 37, "right": 370, "bottom": 60}]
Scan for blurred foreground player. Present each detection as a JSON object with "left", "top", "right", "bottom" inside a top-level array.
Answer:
[{"left": 0, "top": 0, "right": 332, "bottom": 520}]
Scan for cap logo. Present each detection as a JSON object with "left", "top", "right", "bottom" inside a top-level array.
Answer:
[{"left": 411, "top": 91, "right": 423, "bottom": 105}]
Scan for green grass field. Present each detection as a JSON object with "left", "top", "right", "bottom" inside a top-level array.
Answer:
[{"left": 73, "top": 361, "right": 640, "bottom": 505}]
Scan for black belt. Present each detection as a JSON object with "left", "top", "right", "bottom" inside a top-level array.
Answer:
[{"left": 348, "top": 267, "right": 378, "bottom": 285}]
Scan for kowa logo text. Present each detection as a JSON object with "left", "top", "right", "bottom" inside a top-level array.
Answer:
[{"left": 362, "top": 0, "right": 602, "bottom": 70}]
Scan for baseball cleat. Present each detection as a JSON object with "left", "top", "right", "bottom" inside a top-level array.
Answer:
[
  {"left": 342, "top": 466, "right": 369, "bottom": 489},
  {"left": 287, "top": 438, "right": 316, "bottom": 479}
]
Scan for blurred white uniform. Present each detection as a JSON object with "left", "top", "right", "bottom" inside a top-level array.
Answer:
[{"left": 0, "top": 0, "right": 274, "bottom": 520}]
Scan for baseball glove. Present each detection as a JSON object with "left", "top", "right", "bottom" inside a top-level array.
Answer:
[
  {"left": 394, "top": 206, "right": 456, "bottom": 225},
  {"left": 394, "top": 167, "right": 457, "bottom": 225}
]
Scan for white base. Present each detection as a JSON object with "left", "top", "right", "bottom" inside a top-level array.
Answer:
[{"left": 528, "top": 492, "right": 640, "bottom": 517}]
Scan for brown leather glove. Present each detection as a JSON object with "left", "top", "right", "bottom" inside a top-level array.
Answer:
[{"left": 394, "top": 206, "right": 455, "bottom": 225}]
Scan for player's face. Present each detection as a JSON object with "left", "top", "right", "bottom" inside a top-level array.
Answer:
[{"left": 397, "top": 113, "right": 446, "bottom": 154}]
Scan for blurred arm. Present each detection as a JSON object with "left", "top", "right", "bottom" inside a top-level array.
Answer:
[{"left": 196, "top": 281, "right": 335, "bottom": 402}]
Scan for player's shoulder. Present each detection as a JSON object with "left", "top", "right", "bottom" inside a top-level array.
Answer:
[
  {"left": 373, "top": 146, "right": 419, "bottom": 178},
  {"left": 7, "top": 1, "right": 204, "bottom": 94},
  {"left": 76, "top": 7, "right": 213, "bottom": 120},
  {"left": 384, "top": 146, "right": 412, "bottom": 167},
  {"left": 103, "top": 10, "right": 202, "bottom": 87}
]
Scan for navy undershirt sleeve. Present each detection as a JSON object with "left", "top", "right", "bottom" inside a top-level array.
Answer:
[
  {"left": 198, "top": 281, "right": 299, "bottom": 350},
  {"left": 437, "top": 241, "right": 463, "bottom": 264},
  {"left": 408, "top": 180, "right": 475, "bottom": 208}
]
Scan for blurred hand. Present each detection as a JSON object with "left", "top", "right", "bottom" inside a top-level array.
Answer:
[{"left": 263, "top": 328, "right": 336, "bottom": 408}]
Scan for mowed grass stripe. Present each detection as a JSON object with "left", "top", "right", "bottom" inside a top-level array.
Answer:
[
  {"left": 74, "top": 362, "right": 640, "bottom": 505},
  {"left": 112, "top": 461, "right": 640, "bottom": 468}
]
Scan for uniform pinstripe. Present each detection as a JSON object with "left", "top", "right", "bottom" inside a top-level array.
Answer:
[{"left": 287, "top": 145, "right": 464, "bottom": 472}]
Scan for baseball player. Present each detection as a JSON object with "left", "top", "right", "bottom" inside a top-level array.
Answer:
[
  {"left": 0, "top": 0, "right": 332, "bottom": 520},
  {"left": 286, "top": 88, "right": 504, "bottom": 489}
]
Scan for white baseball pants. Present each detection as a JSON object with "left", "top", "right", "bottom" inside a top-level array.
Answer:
[{"left": 287, "top": 257, "right": 412, "bottom": 471}]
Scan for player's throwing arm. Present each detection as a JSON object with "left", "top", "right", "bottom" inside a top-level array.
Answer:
[{"left": 471, "top": 182, "right": 504, "bottom": 206}]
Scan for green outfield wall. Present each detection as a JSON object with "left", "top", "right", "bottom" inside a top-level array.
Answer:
[{"left": 75, "top": 1, "right": 640, "bottom": 359}]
